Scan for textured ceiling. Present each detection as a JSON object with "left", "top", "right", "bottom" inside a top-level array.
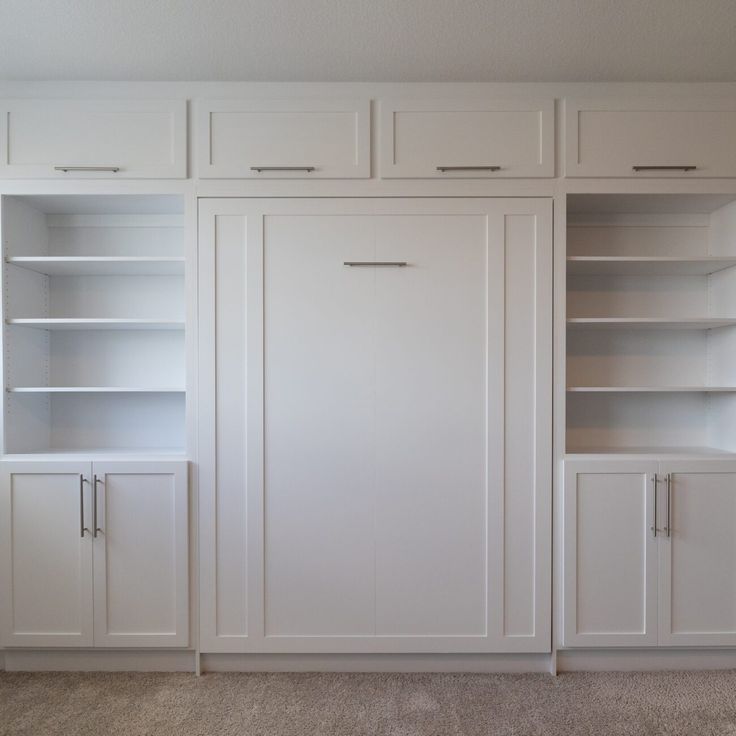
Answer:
[{"left": 1, "top": 0, "right": 735, "bottom": 82}]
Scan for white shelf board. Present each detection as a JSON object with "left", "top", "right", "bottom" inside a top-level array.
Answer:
[
  {"left": 567, "top": 386, "right": 736, "bottom": 393},
  {"left": 567, "top": 256, "right": 736, "bottom": 276},
  {"left": 2, "top": 449, "right": 187, "bottom": 462},
  {"left": 567, "top": 318, "right": 736, "bottom": 330},
  {"left": 566, "top": 446, "right": 736, "bottom": 460},
  {"left": 7, "top": 387, "right": 185, "bottom": 393},
  {"left": 5, "top": 256, "right": 185, "bottom": 276},
  {"left": 6, "top": 318, "right": 185, "bottom": 331}
]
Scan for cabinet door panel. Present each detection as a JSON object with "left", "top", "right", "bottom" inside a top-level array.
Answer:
[
  {"left": 563, "top": 462, "right": 658, "bottom": 647},
  {"left": 380, "top": 99, "right": 554, "bottom": 178},
  {"left": 659, "top": 463, "right": 736, "bottom": 646},
  {"left": 566, "top": 98, "right": 736, "bottom": 178},
  {"left": 198, "top": 99, "right": 370, "bottom": 178},
  {"left": 0, "top": 462, "right": 93, "bottom": 647},
  {"left": 0, "top": 99, "right": 187, "bottom": 178},
  {"left": 92, "top": 461, "right": 188, "bottom": 647}
]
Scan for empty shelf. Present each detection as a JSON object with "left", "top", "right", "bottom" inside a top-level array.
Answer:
[
  {"left": 5, "top": 256, "right": 185, "bottom": 276},
  {"left": 7, "top": 387, "right": 185, "bottom": 393},
  {"left": 566, "top": 446, "right": 736, "bottom": 459},
  {"left": 567, "top": 386, "right": 736, "bottom": 393},
  {"left": 6, "top": 319, "right": 185, "bottom": 330},
  {"left": 567, "top": 256, "right": 736, "bottom": 276},
  {"left": 567, "top": 318, "right": 736, "bottom": 330}
]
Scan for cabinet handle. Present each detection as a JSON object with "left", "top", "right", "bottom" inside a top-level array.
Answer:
[
  {"left": 632, "top": 166, "right": 697, "bottom": 172},
  {"left": 54, "top": 166, "right": 121, "bottom": 173},
  {"left": 344, "top": 261, "right": 407, "bottom": 267},
  {"left": 250, "top": 166, "right": 316, "bottom": 173},
  {"left": 651, "top": 474, "right": 659, "bottom": 537},
  {"left": 436, "top": 166, "right": 501, "bottom": 172},
  {"left": 79, "top": 475, "right": 90, "bottom": 538},
  {"left": 93, "top": 475, "right": 103, "bottom": 537},
  {"left": 666, "top": 473, "right": 672, "bottom": 537}
]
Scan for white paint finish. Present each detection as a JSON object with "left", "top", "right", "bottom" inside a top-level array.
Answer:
[
  {"left": 199, "top": 198, "right": 551, "bottom": 654},
  {"left": 0, "top": 100, "right": 186, "bottom": 179},
  {"left": 563, "top": 462, "right": 658, "bottom": 647},
  {"left": 567, "top": 257, "right": 736, "bottom": 277},
  {"left": 0, "top": 461, "right": 93, "bottom": 647},
  {"left": 558, "top": 648, "right": 736, "bottom": 672},
  {"left": 379, "top": 99, "right": 553, "bottom": 178},
  {"left": 198, "top": 99, "right": 370, "bottom": 178},
  {"left": 2, "top": 2, "right": 736, "bottom": 82},
  {"left": 264, "top": 212, "right": 376, "bottom": 636},
  {"left": 371, "top": 213, "right": 491, "bottom": 637},
  {"left": 6, "top": 257, "right": 185, "bottom": 276},
  {"left": 658, "top": 463, "right": 736, "bottom": 646},
  {"left": 566, "top": 98, "right": 736, "bottom": 178},
  {"left": 2, "top": 649, "right": 195, "bottom": 672},
  {"left": 92, "top": 461, "right": 188, "bottom": 647},
  {"left": 202, "top": 652, "right": 550, "bottom": 673}
]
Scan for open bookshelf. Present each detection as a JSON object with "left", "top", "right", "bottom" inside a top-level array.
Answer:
[
  {"left": 1, "top": 194, "right": 186, "bottom": 455},
  {"left": 566, "top": 194, "right": 736, "bottom": 457}
]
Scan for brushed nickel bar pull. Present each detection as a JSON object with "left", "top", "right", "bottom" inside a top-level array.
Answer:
[
  {"left": 79, "top": 475, "right": 90, "bottom": 538},
  {"left": 632, "top": 166, "right": 697, "bottom": 172},
  {"left": 344, "top": 262, "right": 408, "bottom": 267},
  {"left": 250, "top": 166, "right": 316, "bottom": 173},
  {"left": 437, "top": 166, "right": 501, "bottom": 172},
  {"left": 93, "top": 475, "right": 102, "bottom": 538},
  {"left": 666, "top": 473, "right": 672, "bottom": 537},
  {"left": 651, "top": 474, "right": 659, "bottom": 538},
  {"left": 54, "top": 166, "right": 121, "bottom": 173}
]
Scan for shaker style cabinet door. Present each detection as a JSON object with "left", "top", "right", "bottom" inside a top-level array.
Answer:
[
  {"left": 658, "top": 462, "right": 736, "bottom": 647},
  {"left": 198, "top": 198, "right": 551, "bottom": 654},
  {"left": 0, "top": 461, "right": 93, "bottom": 647},
  {"left": 91, "top": 461, "right": 189, "bottom": 647},
  {"left": 197, "top": 99, "right": 370, "bottom": 178},
  {"left": 379, "top": 99, "right": 554, "bottom": 178},
  {"left": 565, "top": 98, "right": 736, "bottom": 178},
  {"left": 0, "top": 99, "right": 187, "bottom": 178},
  {"left": 563, "top": 461, "right": 659, "bottom": 647}
]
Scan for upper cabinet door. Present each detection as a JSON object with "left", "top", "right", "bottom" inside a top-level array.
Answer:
[
  {"left": 565, "top": 98, "right": 736, "bottom": 177},
  {"left": 197, "top": 99, "right": 370, "bottom": 178},
  {"left": 0, "top": 99, "right": 187, "bottom": 179},
  {"left": 379, "top": 99, "right": 554, "bottom": 178}
]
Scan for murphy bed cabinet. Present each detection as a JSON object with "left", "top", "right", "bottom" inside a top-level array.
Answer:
[{"left": 198, "top": 198, "right": 552, "bottom": 653}]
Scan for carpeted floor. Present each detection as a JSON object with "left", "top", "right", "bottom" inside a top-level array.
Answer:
[{"left": 2, "top": 670, "right": 736, "bottom": 736}]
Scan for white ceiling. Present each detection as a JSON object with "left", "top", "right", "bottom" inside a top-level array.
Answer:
[{"left": 1, "top": 0, "right": 735, "bottom": 82}]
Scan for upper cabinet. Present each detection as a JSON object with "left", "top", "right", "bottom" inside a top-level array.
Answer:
[
  {"left": 0, "top": 99, "right": 187, "bottom": 179},
  {"left": 197, "top": 99, "right": 370, "bottom": 178},
  {"left": 565, "top": 98, "right": 736, "bottom": 178},
  {"left": 379, "top": 99, "right": 554, "bottom": 178}
]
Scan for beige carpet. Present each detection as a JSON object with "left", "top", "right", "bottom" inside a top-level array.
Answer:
[{"left": 2, "top": 670, "right": 736, "bottom": 736}]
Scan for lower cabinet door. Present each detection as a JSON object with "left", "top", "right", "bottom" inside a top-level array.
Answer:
[
  {"left": 0, "top": 461, "right": 94, "bottom": 647},
  {"left": 658, "top": 462, "right": 736, "bottom": 646},
  {"left": 563, "top": 461, "right": 659, "bottom": 647},
  {"left": 91, "top": 461, "right": 188, "bottom": 647}
]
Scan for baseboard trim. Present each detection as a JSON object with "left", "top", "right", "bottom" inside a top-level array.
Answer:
[
  {"left": 1, "top": 649, "right": 195, "bottom": 672},
  {"left": 200, "top": 652, "right": 551, "bottom": 673},
  {"left": 558, "top": 648, "right": 736, "bottom": 672}
]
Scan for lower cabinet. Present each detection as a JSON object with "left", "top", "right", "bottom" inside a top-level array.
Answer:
[
  {"left": 564, "top": 459, "right": 736, "bottom": 647},
  {"left": 0, "top": 460, "right": 188, "bottom": 648}
]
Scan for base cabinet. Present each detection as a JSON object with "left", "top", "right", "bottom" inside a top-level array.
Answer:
[
  {"left": 0, "top": 460, "right": 188, "bottom": 648},
  {"left": 564, "top": 459, "right": 736, "bottom": 648}
]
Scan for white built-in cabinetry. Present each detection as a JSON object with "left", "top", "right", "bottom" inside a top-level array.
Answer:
[
  {"left": 0, "top": 460, "right": 188, "bottom": 647},
  {"left": 0, "top": 99, "right": 187, "bottom": 179},
  {"left": 198, "top": 197, "right": 551, "bottom": 653},
  {"left": 564, "top": 460, "right": 736, "bottom": 647}
]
